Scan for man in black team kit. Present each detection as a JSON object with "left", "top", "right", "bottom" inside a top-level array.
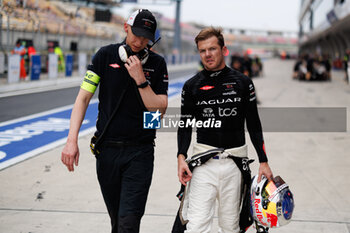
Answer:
[
  {"left": 61, "top": 9, "right": 168, "bottom": 233},
  {"left": 177, "top": 27, "right": 273, "bottom": 233}
]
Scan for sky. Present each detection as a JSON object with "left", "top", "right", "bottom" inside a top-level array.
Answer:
[{"left": 113, "top": 0, "right": 301, "bottom": 32}]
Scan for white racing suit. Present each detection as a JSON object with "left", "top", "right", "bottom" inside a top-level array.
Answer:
[{"left": 180, "top": 143, "right": 249, "bottom": 233}]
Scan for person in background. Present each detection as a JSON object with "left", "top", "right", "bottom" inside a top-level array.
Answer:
[
  {"left": 12, "top": 41, "right": 27, "bottom": 80},
  {"left": 242, "top": 52, "right": 253, "bottom": 78},
  {"left": 54, "top": 46, "right": 65, "bottom": 73},
  {"left": 252, "top": 55, "right": 263, "bottom": 77},
  {"left": 230, "top": 52, "right": 244, "bottom": 73}
]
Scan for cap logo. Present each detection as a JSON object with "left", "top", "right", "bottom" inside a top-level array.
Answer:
[
  {"left": 127, "top": 9, "right": 156, "bottom": 41},
  {"left": 127, "top": 10, "right": 139, "bottom": 26}
]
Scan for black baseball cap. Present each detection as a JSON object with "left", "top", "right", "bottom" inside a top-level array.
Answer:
[{"left": 127, "top": 9, "right": 157, "bottom": 42}]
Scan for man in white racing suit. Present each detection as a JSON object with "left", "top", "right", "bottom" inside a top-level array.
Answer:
[{"left": 177, "top": 27, "right": 273, "bottom": 233}]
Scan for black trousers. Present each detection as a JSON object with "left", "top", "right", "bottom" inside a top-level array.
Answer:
[{"left": 96, "top": 143, "right": 154, "bottom": 233}]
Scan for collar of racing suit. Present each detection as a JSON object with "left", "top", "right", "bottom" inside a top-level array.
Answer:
[{"left": 202, "top": 66, "right": 231, "bottom": 78}]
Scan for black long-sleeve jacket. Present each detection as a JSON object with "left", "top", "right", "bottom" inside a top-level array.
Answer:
[{"left": 177, "top": 66, "right": 267, "bottom": 163}]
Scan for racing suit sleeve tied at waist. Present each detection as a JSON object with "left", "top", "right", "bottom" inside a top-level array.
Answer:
[
  {"left": 192, "top": 143, "right": 248, "bottom": 158},
  {"left": 172, "top": 144, "right": 254, "bottom": 233}
]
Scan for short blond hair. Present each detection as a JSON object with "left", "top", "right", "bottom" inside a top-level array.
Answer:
[{"left": 195, "top": 27, "right": 225, "bottom": 48}]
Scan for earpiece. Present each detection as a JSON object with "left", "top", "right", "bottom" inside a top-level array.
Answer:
[
  {"left": 118, "top": 45, "right": 131, "bottom": 63},
  {"left": 118, "top": 44, "right": 149, "bottom": 65}
]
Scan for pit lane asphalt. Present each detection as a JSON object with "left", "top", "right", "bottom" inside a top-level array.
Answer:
[{"left": 0, "top": 64, "right": 198, "bottom": 122}]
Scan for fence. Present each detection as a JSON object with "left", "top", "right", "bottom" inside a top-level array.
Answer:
[{"left": 0, "top": 51, "right": 200, "bottom": 84}]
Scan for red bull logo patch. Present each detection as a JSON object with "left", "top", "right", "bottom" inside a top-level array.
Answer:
[{"left": 266, "top": 213, "right": 278, "bottom": 227}]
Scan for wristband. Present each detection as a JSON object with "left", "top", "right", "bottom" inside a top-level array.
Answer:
[{"left": 137, "top": 80, "right": 149, "bottom": 88}]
